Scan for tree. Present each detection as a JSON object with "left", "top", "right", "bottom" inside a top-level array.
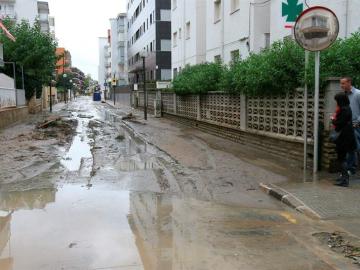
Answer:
[
  {"left": 56, "top": 72, "right": 74, "bottom": 93},
  {"left": 0, "top": 19, "right": 57, "bottom": 100},
  {"left": 83, "top": 74, "right": 92, "bottom": 91}
]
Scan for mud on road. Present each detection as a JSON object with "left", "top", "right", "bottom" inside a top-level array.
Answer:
[{"left": 0, "top": 106, "right": 77, "bottom": 191}]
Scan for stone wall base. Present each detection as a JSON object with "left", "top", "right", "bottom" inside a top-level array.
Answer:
[
  {"left": 0, "top": 106, "right": 29, "bottom": 129},
  {"left": 164, "top": 113, "right": 306, "bottom": 167}
]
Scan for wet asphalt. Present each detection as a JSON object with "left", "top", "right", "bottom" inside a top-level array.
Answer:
[{"left": 0, "top": 97, "right": 357, "bottom": 270}]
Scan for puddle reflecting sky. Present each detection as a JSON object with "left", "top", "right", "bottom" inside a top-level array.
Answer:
[
  {"left": 0, "top": 185, "right": 143, "bottom": 270},
  {"left": 0, "top": 184, "right": 334, "bottom": 270},
  {"left": 61, "top": 114, "right": 93, "bottom": 172}
]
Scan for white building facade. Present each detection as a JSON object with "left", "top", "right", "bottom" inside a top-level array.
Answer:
[
  {"left": 0, "top": 0, "right": 55, "bottom": 35},
  {"left": 110, "top": 14, "right": 128, "bottom": 86},
  {"left": 171, "top": 0, "right": 206, "bottom": 78},
  {"left": 171, "top": 0, "right": 360, "bottom": 79},
  {"left": 98, "top": 37, "right": 108, "bottom": 91}
]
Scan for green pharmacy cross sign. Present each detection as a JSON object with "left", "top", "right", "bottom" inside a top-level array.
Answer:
[{"left": 282, "top": 0, "right": 304, "bottom": 23}]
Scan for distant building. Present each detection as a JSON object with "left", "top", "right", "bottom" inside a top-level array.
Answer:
[
  {"left": 56, "top": 48, "right": 72, "bottom": 75},
  {"left": 110, "top": 13, "right": 128, "bottom": 86},
  {"left": 49, "top": 16, "right": 56, "bottom": 40},
  {"left": 98, "top": 37, "right": 108, "bottom": 91},
  {"left": 71, "top": 67, "right": 85, "bottom": 93},
  {"left": 126, "top": 0, "right": 172, "bottom": 84}
]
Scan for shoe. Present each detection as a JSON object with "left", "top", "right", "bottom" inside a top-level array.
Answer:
[
  {"left": 334, "top": 174, "right": 349, "bottom": 187},
  {"left": 334, "top": 181, "right": 349, "bottom": 187}
]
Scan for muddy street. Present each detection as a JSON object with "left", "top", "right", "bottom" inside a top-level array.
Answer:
[{"left": 0, "top": 97, "right": 357, "bottom": 270}]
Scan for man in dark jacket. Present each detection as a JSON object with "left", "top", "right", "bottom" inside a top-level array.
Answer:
[{"left": 340, "top": 77, "right": 360, "bottom": 174}]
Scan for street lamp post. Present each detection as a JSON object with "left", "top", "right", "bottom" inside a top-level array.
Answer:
[
  {"left": 141, "top": 50, "right": 147, "bottom": 121},
  {"left": 63, "top": 73, "right": 67, "bottom": 104},
  {"left": 69, "top": 79, "right": 73, "bottom": 101},
  {"left": 49, "top": 79, "right": 56, "bottom": 113}
]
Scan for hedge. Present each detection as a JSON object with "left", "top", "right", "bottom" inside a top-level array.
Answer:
[{"left": 172, "top": 32, "right": 360, "bottom": 96}]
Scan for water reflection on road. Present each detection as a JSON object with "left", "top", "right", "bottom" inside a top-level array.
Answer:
[{"left": 0, "top": 185, "right": 334, "bottom": 270}]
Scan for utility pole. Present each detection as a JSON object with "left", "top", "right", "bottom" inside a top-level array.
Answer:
[
  {"left": 142, "top": 56, "right": 147, "bottom": 121},
  {"left": 49, "top": 80, "right": 53, "bottom": 113}
]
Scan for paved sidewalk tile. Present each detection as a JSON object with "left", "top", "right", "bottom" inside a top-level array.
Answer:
[{"left": 275, "top": 180, "right": 360, "bottom": 220}]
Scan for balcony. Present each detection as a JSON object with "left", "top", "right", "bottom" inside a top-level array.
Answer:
[{"left": 117, "top": 41, "right": 125, "bottom": 48}]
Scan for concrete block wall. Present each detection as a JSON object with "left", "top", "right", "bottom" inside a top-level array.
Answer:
[{"left": 132, "top": 79, "right": 340, "bottom": 170}]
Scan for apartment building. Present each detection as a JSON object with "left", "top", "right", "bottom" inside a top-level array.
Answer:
[
  {"left": 172, "top": 0, "right": 360, "bottom": 78},
  {"left": 0, "top": 0, "right": 55, "bottom": 34},
  {"left": 98, "top": 37, "right": 108, "bottom": 90},
  {"left": 127, "top": 0, "right": 171, "bottom": 84},
  {"left": 171, "top": 0, "right": 206, "bottom": 78},
  {"left": 37, "top": 1, "right": 50, "bottom": 33},
  {"left": 49, "top": 16, "right": 56, "bottom": 40},
  {"left": 110, "top": 13, "right": 128, "bottom": 86},
  {"left": 71, "top": 67, "right": 85, "bottom": 92},
  {"left": 56, "top": 48, "right": 72, "bottom": 75},
  {"left": 0, "top": 0, "right": 38, "bottom": 23}
]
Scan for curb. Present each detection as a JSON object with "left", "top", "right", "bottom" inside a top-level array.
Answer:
[{"left": 259, "top": 183, "right": 322, "bottom": 220}]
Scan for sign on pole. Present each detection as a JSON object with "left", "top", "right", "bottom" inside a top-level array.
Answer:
[{"left": 294, "top": 6, "right": 339, "bottom": 173}]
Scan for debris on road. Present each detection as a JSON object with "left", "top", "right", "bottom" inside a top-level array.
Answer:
[
  {"left": 121, "top": 113, "right": 135, "bottom": 120},
  {"left": 314, "top": 232, "right": 360, "bottom": 266},
  {"left": 36, "top": 116, "right": 61, "bottom": 129},
  {"left": 115, "top": 134, "right": 125, "bottom": 141},
  {"left": 33, "top": 117, "right": 77, "bottom": 142}
]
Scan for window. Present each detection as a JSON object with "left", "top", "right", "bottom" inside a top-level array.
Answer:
[
  {"left": 161, "top": 69, "right": 171, "bottom": 81},
  {"left": 173, "top": 32, "right": 178, "bottom": 47},
  {"left": 179, "top": 28, "right": 182, "bottom": 39},
  {"left": 230, "top": 50, "right": 240, "bottom": 62},
  {"left": 160, "top": 9, "right": 171, "bottom": 21},
  {"left": 214, "top": 0, "right": 221, "bottom": 22},
  {"left": 231, "top": 0, "right": 240, "bottom": 13},
  {"left": 150, "top": 14, "right": 152, "bottom": 24},
  {"left": 214, "top": 55, "right": 221, "bottom": 63},
  {"left": 150, "top": 42, "right": 153, "bottom": 51},
  {"left": 161, "top": 39, "right": 171, "bottom": 51},
  {"left": 173, "top": 68, "right": 178, "bottom": 78},
  {"left": 264, "top": 33, "right": 270, "bottom": 49},
  {"left": 185, "top": 22, "right": 191, "bottom": 39}
]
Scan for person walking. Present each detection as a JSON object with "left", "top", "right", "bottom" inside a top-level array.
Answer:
[
  {"left": 332, "top": 92, "right": 357, "bottom": 187},
  {"left": 340, "top": 77, "right": 360, "bottom": 174}
]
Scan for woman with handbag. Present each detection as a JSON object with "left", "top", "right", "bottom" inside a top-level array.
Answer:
[{"left": 331, "top": 92, "right": 357, "bottom": 187}]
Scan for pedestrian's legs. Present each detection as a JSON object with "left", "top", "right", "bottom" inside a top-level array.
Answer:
[
  {"left": 336, "top": 151, "right": 350, "bottom": 187},
  {"left": 347, "top": 151, "right": 357, "bottom": 174}
]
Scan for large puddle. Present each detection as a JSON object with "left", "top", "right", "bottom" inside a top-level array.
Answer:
[
  {"left": 0, "top": 183, "right": 336, "bottom": 270},
  {"left": 61, "top": 113, "right": 93, "bottom": 172}
]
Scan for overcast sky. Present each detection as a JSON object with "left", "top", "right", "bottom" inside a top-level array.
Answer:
[{"left": 47, "top": 0, "right": 126, "bottom": 81}]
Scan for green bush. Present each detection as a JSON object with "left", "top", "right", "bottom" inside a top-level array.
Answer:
[
  {"left": 172, "top": 33, "right": 360, "bottom": 96},
  {"left": 307, "top": 32, "right": 360, "bottom": 90},
  {"left": 172, "top": 63, "right": 224, "bottom": 95}
]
